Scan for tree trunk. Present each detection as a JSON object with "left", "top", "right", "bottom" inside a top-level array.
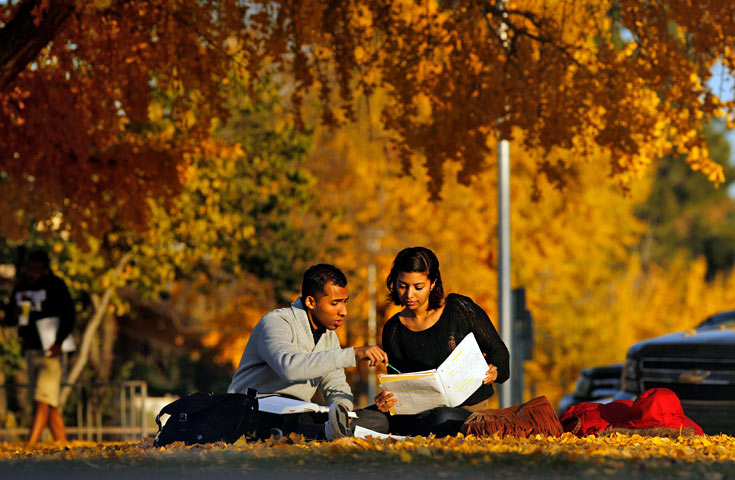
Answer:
[
  {"left": 0, "top": 0, "right": 77, "bottom": 91},
  {"left": 60, "top": 252, "right": 132, "bottom": 407}
]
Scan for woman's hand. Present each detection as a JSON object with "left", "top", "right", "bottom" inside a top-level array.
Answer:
[
  {"left": 483, "top": 364, "right": 498, "bottom": 384},
  {"left": 374, "top": 390, "right": 398, "bottom": 413}
]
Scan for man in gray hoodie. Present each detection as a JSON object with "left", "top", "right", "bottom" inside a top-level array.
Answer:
[{"left": 228, "top": 264, "right": 388, "bottom": 440}]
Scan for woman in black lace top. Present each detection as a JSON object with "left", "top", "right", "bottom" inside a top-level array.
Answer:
[{"left": 374, "top": 247, "right": 510, "bottom": 436}]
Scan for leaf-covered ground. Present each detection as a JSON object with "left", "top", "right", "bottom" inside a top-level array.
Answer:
[{"left": 1, "top": 433, "right": 734, "bottom": 479}]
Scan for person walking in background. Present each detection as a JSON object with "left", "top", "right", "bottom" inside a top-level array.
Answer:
[
  {"left": 374, "top": 246, "right": 510, "bottom": 437},
  {"left": 3, "top": 249, "right": 75, "bottom": 447}
]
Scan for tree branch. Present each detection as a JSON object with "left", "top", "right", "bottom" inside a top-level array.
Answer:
[
  {"left": 0, "top": 0, "right": 77, "bottom": 92},
  {"left": 483, "top": 1, "right": 584, "bottom": 70},
  {"left": 59, "top": 251, "right": 133, "bottom": 407}
]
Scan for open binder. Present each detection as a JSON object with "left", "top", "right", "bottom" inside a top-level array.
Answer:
[{"left": 378, "top": 333, "right": 488, "bottom": 415}]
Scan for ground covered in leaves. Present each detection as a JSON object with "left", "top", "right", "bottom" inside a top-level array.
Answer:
[{"left": 0, "top": 432, "right": 734, "bottom": 479}]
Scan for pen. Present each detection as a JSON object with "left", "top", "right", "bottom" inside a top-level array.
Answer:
[{"left": 387, "top": 363, "right": 402, "bottom": 374}]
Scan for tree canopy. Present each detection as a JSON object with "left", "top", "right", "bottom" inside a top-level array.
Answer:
[
  {"left": 2, "top": 0, "right": 735, "bottom": 240},
  {"left": 0, "top": 73, "right": 318, "bottom": 392}
]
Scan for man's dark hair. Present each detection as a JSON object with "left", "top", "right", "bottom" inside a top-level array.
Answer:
[
  {"left": 302, "top": 264, "right": 347, "bottom": 299},
  {"left": 28, "top": 249, "right": 51, "bottom": 269},
  {"left": 386, "top": 246, "right": 444, "bottom": 310}
]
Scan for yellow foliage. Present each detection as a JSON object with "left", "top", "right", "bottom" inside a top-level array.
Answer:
[{"left": 3, "top": 0, "right": 733, "bottom": 239}]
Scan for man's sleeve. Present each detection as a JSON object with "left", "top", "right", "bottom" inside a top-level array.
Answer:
[
  {"left": 255, "top": 314, "right": 356, "bottom": 383},
  {"left": 319, "top": 366, "right": 354, "bottom": 411}
]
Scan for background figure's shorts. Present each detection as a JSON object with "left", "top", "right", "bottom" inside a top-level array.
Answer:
[{"left": 30, "top": 356, "right": 63, "bottom": 408}]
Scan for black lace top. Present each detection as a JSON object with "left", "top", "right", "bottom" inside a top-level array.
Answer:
[{"left": 381, "top": 293, "right": 510, "bottom": 406}]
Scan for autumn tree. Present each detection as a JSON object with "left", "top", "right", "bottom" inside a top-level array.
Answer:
[
  {"left": 4, "top": 0, "right": 735, "bottom": 408},
  {"left": 0, "top": 73, "right": 318, "bottom": 402},
  {"left": 0, "top": 0, "right": 250, "bottom": 240},
  {"left": 3, "top": 0, "right": 735, "bottom": 240}
]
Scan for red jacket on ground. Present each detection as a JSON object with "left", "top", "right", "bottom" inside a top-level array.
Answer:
[{"left": 560, "top": 388, "right": 704, "bottom": 436}]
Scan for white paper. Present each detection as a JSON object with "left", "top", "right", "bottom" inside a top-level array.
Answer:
[
  {"left": 435, "top": 333, "right": 488, "bottom": 407},
  {"left": 35, "top": 317, "right": 76, "bottom": 356},
  {"left": 378, "top": 373, "right": 446, "bottom": 415},
  {"left": 378, "top": 333, "right": 487, "bottom": 414},
  {"left": 353, "top": 425, "right": 406, "bottom": 440},
  {"left": 258, "top": 396, "right": 357, "bottom": 417}
]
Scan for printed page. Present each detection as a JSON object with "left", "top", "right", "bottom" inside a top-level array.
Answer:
[
  {"left": 377, "top": 372, "right": 447, "bottom": 415},
  {"left": 435, "top": 333, "right": 488, "bottom": 407}
]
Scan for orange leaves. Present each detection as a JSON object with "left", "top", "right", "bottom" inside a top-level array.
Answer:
[
  {"left": 30, "top": 0, "right": 50, "bottom": 27},
  {"left": 264, "top": 0, "right": 732, "bottom": 195},
  {"left": 1, "top": 0, "right": 247, "bottom": 240},
  {"left": 2, "top": 0, "right": 733, "bottom": 242},
  {"left": 2, "top": 433, "right": 735, "bottom": 476},
  {"left": 91, "top": 0, "right": 113, "bottom": 10},
  {"left": 2, "top": 0, "right": 730, "bottom": 243}
]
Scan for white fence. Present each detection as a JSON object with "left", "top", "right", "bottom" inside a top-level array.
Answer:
[{"left": 0, "top": 380, "right": 149, "bottom": 442}]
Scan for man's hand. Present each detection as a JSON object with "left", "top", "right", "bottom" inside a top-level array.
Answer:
[
  {"left": 48, "top": 345, "right": 62, "bottom": 357},
  {"left": 353, "top": 345, "right": 388, "bottom": 367},
  {"left": 374, "top": 390, "right": 398, "bottom": 413},
  {"left": 483, "top": 364, "right": 498, "bottom": 384}
]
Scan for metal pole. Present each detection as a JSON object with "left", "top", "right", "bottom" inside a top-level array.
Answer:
[
  {"left": 498, "top": 138, "right": 513, "bottom": 409},
  {"left": 496, "top": 0, "right": 514, "bottom": 409}
]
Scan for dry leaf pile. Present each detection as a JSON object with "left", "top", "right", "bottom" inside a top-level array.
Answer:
[{"left": 0, "top": 433, "right": 733, "bottom": 478}]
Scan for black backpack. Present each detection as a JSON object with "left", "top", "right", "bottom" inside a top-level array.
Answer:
[{"left": 154, "top": 389, "right": 258, "bottom": 446}]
